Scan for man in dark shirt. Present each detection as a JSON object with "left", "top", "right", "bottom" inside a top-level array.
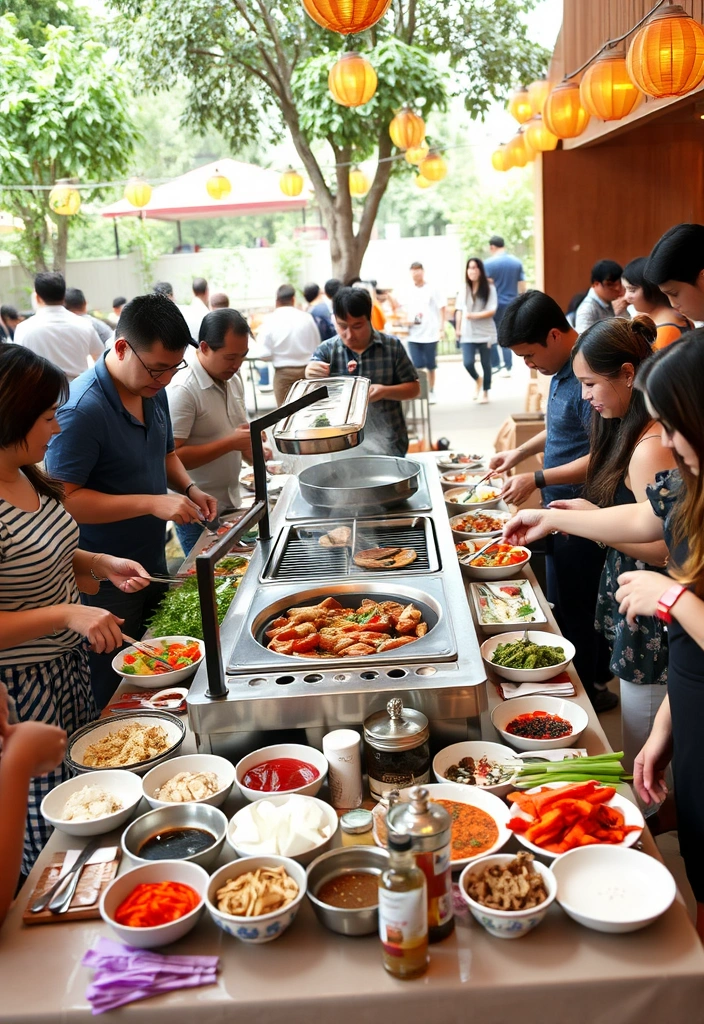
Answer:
[
  {"left": 303, "top": 282, "right": 336, "bottom": 341},
  {"left": 489, "top": 290, "right": 616, "bottom": 713},
  {"left": 305, "top": 286, "right": 419, "bottom": 457}
]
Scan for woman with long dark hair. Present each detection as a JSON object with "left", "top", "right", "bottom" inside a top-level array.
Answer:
[
  {"left": 456, "top": 257, "right": 497, "bottom": 404},
  {"left": 622, "top": 256, "right": 692, "bottom": 350},
  {"left": 503, "top": 331, "right": 704, "bottom": 937},
  {"left": 0, "top": 346, "right": 149, "bottom": 873}
]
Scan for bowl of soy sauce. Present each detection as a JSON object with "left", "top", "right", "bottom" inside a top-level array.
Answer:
[{"left": 122, "top": 803, "right": 228, "bottom": 869}]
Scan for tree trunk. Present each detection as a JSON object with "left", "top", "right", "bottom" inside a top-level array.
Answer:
[{"left": 52, "top": 216, "right": 68, "bottom": 274}]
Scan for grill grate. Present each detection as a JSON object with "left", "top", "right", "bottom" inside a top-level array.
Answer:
[
  {"left": 272, "top": 537, "right": 350, "bottom": 580},
  {"left": 352, "top": 526, "right": 430, "bottom": 573}
]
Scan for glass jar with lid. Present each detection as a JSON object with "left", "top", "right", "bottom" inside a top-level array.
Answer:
[{"left": 363, "top": 698, "right": 430, "bottom": 801}]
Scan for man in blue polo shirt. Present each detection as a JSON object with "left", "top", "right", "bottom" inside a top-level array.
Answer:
[
  {"left": 46, "top": 294, "right": 217, "bottom": 707},
  {"left": 488, "top": 290, "right": 616, "bottom": 713},
  {"left": 484, "top": 235, "right": 526, "bottom": 375}
]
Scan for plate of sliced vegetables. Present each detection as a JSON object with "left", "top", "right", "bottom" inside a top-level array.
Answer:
[
  {"left": 470, "top": 580, "right": 547, "bottom": 632},
  {"left": 457, "top": 542, "right": 530, "bottom": 580},
  {"left": 436, "top": 452, "right": 484, "bottom": 470},
  {"left": 112, "top": 636, "right": 205, "bottom": 688}
]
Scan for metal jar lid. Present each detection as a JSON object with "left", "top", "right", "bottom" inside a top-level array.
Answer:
[
  {"left": 363, "top": 698, "right": 429, "bottom": 752},
  {"left": 340, "top": 809, "right": 374, "bottom": 834}
]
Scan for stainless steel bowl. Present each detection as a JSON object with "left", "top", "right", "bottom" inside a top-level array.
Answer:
[
  {"left": 121, "top": 802, "right": 228, "bottom": 869},
  {"left": 306, "top": 845, "right": 389, "bottom": 936}
]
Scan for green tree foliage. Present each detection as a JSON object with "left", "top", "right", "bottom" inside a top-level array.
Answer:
[
  {"left": 109, "top": 0, "right": 548, "bottom": 279},
  {"left": 0, "top": 16, "right": 138, "bottom": 273},
  {"left": 0, "top": 0, "right": 88, "bottom": 46},
  {"left": 453, "top": 173, "right": 536, "bottom": 280}
]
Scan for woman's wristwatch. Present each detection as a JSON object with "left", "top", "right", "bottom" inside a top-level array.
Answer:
[{"left": 655, "top": 583, "right": 687, "bottom": 623}]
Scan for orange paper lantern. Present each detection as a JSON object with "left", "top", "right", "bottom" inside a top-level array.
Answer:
[
  {"left": 543, "top": 81, "right": 591, "bottom": 138},
  {"left": 124, "top": 177, "right": 152, "bottom": 208},
  {"left": 206, "top": 171, "right": 232, "bottom": 200},
  {"left": 580, "top": 53, "right": 643, "bottom": 121},
  {"left": 389, "top": 108, "right": 426, "bottom": 150},
  {"left": 349, "top": 167, "right": 370, "bottom": 196},
  {"left": 328, "top": 53, "right": 377, "bottom": 107},
  {"left": 280, "top": 168, "right": 304, "bottom": 197},
  {"left": 418, "top": 150, "right": 447, "bottom": 182},
  {"left": 415, "top": 174, "right": 432, "bottom": 189},
  {"left": 626, "top": 3, "right": 704, "bottom": 98},
  {"left": 508, "top": 87, "right": 532, "bottom": 124},
  {"left": 505, "top": 132, "right": 529, "bottom": 169},
  {"left": 405, "top": 140, "right": 429, "bottom": 165},
  {"left": 527, "top": 78, "right": 551, "bottom": 116},
  {"left": 303, "top": 0, "right": 391, "bottom": 34},
  {"left": 524, "top": 114, "right": 558, "bottom": 153}
]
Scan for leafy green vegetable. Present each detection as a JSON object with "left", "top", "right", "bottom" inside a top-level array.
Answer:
[
  {"left": 146, "top": 576, "right": 241, "bottom": 641},
  {"left": 345, "top": 604, "right": 381, "bottom": 625},
  {"left": 313, "top": 414, "right": 330, "bottom": 427},
  {"left": 492, "top": 638, "right": 565, "bottom": 670}
]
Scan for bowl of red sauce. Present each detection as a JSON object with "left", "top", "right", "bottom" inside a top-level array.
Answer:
[{"left": 235, "top": 743, "right": 328, "bottom": 801}]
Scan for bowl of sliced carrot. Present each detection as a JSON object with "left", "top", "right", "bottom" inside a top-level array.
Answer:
[
  {"left": 100, "top": 860, "right": 209, "bottom": 948},
  {"left": 457, "top": 542, "right": 531, "bottom": 581},
  {"left": 506, "top": 781, "right": 644, "bottom": 861}
]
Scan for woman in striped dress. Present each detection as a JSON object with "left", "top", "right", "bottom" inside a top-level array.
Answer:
[{"left": 0, "top": 347, "right": 150, "bottom": 873}]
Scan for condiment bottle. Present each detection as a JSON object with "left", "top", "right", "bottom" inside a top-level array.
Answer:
[
  {"left": 387, "top": 786, "right": 454, "bottom": 942},
  {"left": 378, "top": 832, "right": 429, "bottom": 980},
  {"left": 363, "top": 699, "right": 430, "bottom": 801},
  {"left": 323, "top": 728, "right": 363, "bottom": 809}
]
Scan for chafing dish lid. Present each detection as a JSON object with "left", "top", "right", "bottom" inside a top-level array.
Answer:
[
  {"left": 273, "top": 376, "right": 369, "bottom": 443},
  {"left": 364, "top": 698, "right": 429, "bottom": 751}
]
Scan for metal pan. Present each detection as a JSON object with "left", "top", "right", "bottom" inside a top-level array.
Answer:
[{"left": 298, "top": 456, "right": 420, "bottom": 510}]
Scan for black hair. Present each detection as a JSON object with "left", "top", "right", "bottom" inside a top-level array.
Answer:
[
  {"left": 64, "top": 288, "right": 86, "bottom": 312},
  {"left": 303, "top": 282, "right": 320, "bottom": 304},
  {"left": 192, "top": 277, "right": 208, "bottom": 296},
  {"left": 465, "top": 256, "right": 489, "bottom": 307},
  {"left": 333, "top": 286, "right": 372, "bottom": 321},
  {"left": 324, "top": 278, "right": 341, "bottom": 299},
  {"left": 152, "top": 281, "right": 173, "bottom": 298},
  {"left": 573, "top": 316, "right": 657, "bottom": 507},
  {"left": 34, "top": 272, "right": 65, "bottom": 304},
  {"left": 622, "top": 257, "right": 670, "bottom": 307},
  {"left": 345, "top": 275, "right": 362, "bottom": 286},
  {"left": 566, "top": 290, "right": 588, "bottom": 316},
  {"left": 198, "top": 308, "right": 252, "bottom": 350},
  {"left": 645, "top": 223, "right": 704, "bottom": 286},
  {"left": 115, "top": 293, "right": 191, "bottom": 353},
  {"left": 591, "top": 259, "right": 623, "bottom": 285},
  {"left": 410, "top": 262, "right": 423, "bottom": 270},
  {"left": 1, "top": 305, "right": 19, "bottom": 321},
  {"left": 0, "top": 346, "right": 68, "bottom": 502},
  {"left": 276, "top": 284, "right": 295, "bottom": 304},
  {"left": 498, "top": 290, "right": 570, "bottom": 348},
  {"left": 489, "top": 235, "right": 505, "bottom": 248},
  {"left": 112, "top": 296, "right": 127, "bottom": 309}
]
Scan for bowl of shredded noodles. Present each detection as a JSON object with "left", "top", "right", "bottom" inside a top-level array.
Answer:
[{"left": 65, "top": 711, "right": 186, "bottom": 776}]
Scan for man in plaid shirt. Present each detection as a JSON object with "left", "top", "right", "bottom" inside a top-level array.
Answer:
[{"left": 305, "top": 287, "right": 420, "bottom": 456}]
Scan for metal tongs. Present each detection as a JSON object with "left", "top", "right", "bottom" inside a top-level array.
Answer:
[
  {"left": 459, "top": 536, "right": 498, "bottom": 565},
  {"left": 460, "top": 469, "right": 495, "bottom": 502},
  {"left": 121, "top": 633, "right": 174, "bottom": 670}
]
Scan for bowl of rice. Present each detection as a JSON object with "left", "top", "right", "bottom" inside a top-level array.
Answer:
[
  {"left": 65, "top": 712, "right": 186, "bottom": 776},
  {"left": 41, "top": 769, "right": 143, "bottom": 837}
]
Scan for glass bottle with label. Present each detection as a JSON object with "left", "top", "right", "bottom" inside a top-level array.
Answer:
[
  {"left": 387, "top": 786, "right": 454, "bottom": 942},
  {"left": 378, "top": 832, "right": 429, "bottom": 980}
]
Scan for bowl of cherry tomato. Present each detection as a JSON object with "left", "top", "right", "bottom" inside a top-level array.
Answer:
[
  {"left": 456, "top": 541, "right": 531, "bottom": 580},
  {"left": 112, "top": 636, "right": 205, "bottom": 688}
]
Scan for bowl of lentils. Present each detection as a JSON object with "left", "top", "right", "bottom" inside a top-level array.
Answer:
[{"left": 491, "top": 696, "right": 589, "bottom": 752}]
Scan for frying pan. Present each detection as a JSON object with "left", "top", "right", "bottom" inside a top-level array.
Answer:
[{"left": 298, "top": 456, "right": 420, "bottom": 510}]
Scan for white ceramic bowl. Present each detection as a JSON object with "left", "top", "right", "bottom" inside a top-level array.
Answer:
[
  {"left": 111, "top": 636, "right": 205, "bottom": 689},
  {"left": 445, "top": 481, "right": 504, "bottom": 516},
  {"left": 142, "top": 753, "right": 236, "bottom": 810},
  {"left": 491, "top": 696, "right": 588, "bottom": 751},
  {"left": 205, "top": 855, "right": 307, "bottom": 944},
  {"left": 227, "top": 794, "right": 338, "bottom": 866},
  {"left": 511, "top": 782, "right": 644, "bottom": 861},
  {"left": 100, "top": 859, "right": 209, "bottom": 949},
  {"left": 396, "top": 782, "right": 511, "bottom": 869},
  {"left": 450, "top": 510, "right": 513, "bottom": 543},
  {"left": 459, "top": 853, "right": 557, "bottom": 939},
  {"left": 235, "top": 743, "right": 328, "bottom": 801},
  {"left": 459, "top": 544, "right": 531, "bottom": 581},
  {"left": 481, "top": 631, "right": 576, "bottom": 683},
  {"left": 552, "top": 846, "right": 675, "bottom": 932},
  {"left": 432, "top": 741, "right": 523, "bottom": 799},
  {"left": 40, "top": 769, "right": 143, "bottom": 837},
  {"left": 440, "top": 468, "right": 487, "bottom": 491},
  {"left": 436, "top": 452, "right": 484, "bottom": 471},
  {"left": 121, "top": 802, "right": 228, "bottom": 869},
  {"left": 65, "top": 711, "right": 186, "bottom": 775}
]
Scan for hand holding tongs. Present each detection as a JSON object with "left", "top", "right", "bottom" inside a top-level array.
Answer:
[{"left": 461, "top": 469, "right": 495, "bottom": 502}]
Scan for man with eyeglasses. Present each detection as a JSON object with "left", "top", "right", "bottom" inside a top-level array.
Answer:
[{"left": 46, "top": 294, "right": 217, "bottom": 708}]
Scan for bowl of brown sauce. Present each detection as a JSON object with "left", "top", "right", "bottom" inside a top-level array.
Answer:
[
  {"left": 306, "top": 846, "right": 389, "bottom": 936},
  {"left": 121, "top": 802, "right": 228, "bottom": 870}
]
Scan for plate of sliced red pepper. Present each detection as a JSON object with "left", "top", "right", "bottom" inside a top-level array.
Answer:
[
  {"left": 507, "top": 781, "right": 644, "bottom": 860},
  {"left": 112, "top": 636, "right": 205, "bottom": 688}
]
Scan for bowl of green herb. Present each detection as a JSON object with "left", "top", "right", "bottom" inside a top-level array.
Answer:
[{"left": 480, "top": 631, "right": 576, "bottom": 683}]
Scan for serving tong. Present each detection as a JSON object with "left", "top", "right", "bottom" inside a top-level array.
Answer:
[
  {"left": 459, "top": 536, "right": 498, "bottom": 566},
  {"left": 459, "top": 469, "right": 495, "bottom": 502},
  {"left": 121, "top": 633, "right": 173, "bottom": 670}
]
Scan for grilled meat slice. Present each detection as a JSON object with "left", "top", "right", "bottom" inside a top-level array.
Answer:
[
  {"left": 396, "top": 603, "right": 423, "bottom": 635},
  {"left": 341, "top": 643, "right": 377, "bottom": 657},
  {"left": 318, "top": 526, "right": 352, "bottom": 547},
  {"left": 353, "top": 547, "right": 418, "bottom": 570},
  {"left": 376, "top": 636, "right": 418, "bottom": 652}
]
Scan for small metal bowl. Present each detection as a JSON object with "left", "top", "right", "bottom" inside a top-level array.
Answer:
[
  {"left": 306, "top": 845, "right": 389, "bottom": 936},
  {"left": 121, "top": 802, "right": 228, "bottom": 870}
]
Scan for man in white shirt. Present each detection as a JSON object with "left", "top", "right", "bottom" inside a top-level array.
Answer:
[
  {"left": 182, "top": 277, "right": 210, "bottom": 342},
  {"left": 402, "top": 262, "right": 445, "bottom": 402},
  {"left": 254, "top": 284, "right": 321, "bottom": 406},
  {"left": 167, "top": 308, "right": 267, "bottom": 554},
  {"left": 14, "top": 272, "right": 103, "bottom": 380}
]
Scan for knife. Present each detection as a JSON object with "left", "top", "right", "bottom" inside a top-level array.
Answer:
[{"left": 30, "top": 838, "right": 102, "bottom": 914}]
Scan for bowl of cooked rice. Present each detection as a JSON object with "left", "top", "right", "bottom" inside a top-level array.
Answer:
[
  {"left": 65, "top": 711, "right": 186, "bottom": 776},
  {"left": 41, "top": 769, "right": 144, "bottom": 837}
]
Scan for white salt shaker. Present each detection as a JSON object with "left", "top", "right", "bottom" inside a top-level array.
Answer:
[{"left": 323, "top": 729, "right": 363, "bottom": 809}]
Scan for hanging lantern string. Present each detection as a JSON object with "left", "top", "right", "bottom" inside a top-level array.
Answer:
[{"left": 560, "top": 0, "right": 668, "bottom": 82}]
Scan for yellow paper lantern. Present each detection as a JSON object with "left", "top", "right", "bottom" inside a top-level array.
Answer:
[
  {"left": 303, "top": 0, "right": 391, "bottom": 34},
  {"left": 415, "top": 174, "right": 432, "bottom": 189},
  {"left": 524, "top": 114, "right": 559, "bottom": 153},
  {"left": 491, "top": 146, "right": 511, "bottom": 172},
  {"left": 508, "top": 87, "right": 532, "bottom": 124},
  {"left": 527, "top": 78, "right": 551, "bottom": 116},
  {"left": 349, "top": 167, "right": 370, "bottom": 197},
  {"left": 280, "top": 167, "right": 304, "bottom": 197},
  {"left": 405, "top": 140, "right": 429, "bottom": 165},
  {"left": 505, "top": 132, "right": 529, "bottom": 169},
  {"left": 328, "top": 52, "right": 377, "bottom": 107},
  {"left": 49, "top": 180, "right": 81, "bottom": 216},
  {"left": 389, "top": 108, "right": 426, "bottom": 150},
  {"left": 580, "top": 53, "right": 643, "bottom": 121},
  {"left": 206, "top": 171, "right": 232, "bottom": 200},
  {"left": 543, "top": 81, "right": 591, "bottom": 138},
  {"left": 418, "top": 150, "right": 446, "bottom": 182},
  {"left": 626, "top": 3, "right": 704, "bottom": 99},
  {"left": 124, "top": 177, "right": 152, "bottom": 208}
]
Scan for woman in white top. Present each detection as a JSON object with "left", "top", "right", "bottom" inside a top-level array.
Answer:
[
  {"left": 455, "top": 257, "right": 498, "bottom": 405},
  {"left": 0, "top": 346, "right": 150, "bottom": 873}
]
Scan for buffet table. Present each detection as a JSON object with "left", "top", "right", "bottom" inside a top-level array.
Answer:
[{"left": 2, "top": 466, "right": 704, "bottom": 1023}]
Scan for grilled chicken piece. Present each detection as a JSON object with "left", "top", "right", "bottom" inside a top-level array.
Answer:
[
  {"left": 353, "top": 547, "right": 417, "bottom": 570},
  {"left": 341, "top": 643, "right": 377, "bottom": 656},
  {"left": 377, "top": 636, "right": 418, "bottom": 652},
  {"left": 416, "top": 622, "right": 428, "bottom": 637},
  {"left": 396, "top": 603, "right": 422, "bottom": 635},
  {"left": 265, "top": 621, "right": 317, "bottom": 641},
  {"left": 319, "top": 527, "right": 352, "bottom": 547}
]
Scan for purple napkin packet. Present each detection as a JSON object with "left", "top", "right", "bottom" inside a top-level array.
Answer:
[{"left": 82, "top": 938, "right": 219, "bottom": 1014}]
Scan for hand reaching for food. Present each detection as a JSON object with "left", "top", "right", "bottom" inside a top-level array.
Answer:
[
  {"left": 500, "top": 473, "right": 536, "bottom": 507},
  {"left": 503, "top": 509, "right": 553, "bottom": 546}
]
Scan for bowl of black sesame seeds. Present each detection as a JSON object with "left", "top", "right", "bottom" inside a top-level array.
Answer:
[{"left": 491, "top": 696, "right": 588, "bottom": 751}]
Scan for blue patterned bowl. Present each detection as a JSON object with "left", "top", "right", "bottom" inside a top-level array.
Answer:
[
  {"left": 458, "top": 854, "right": 557, "bottom": 939},
  {"left": 205, "top": 856, "right": 307, "bottom": 944}
]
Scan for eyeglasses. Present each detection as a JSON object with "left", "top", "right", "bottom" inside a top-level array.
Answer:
[{"left": 125, "top": 341, "right": 188, "bottom": 380}]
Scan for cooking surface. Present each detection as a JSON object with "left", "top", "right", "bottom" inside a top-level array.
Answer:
[{"left": 285, "top": 464, "right": 433, "bottom": 521}]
